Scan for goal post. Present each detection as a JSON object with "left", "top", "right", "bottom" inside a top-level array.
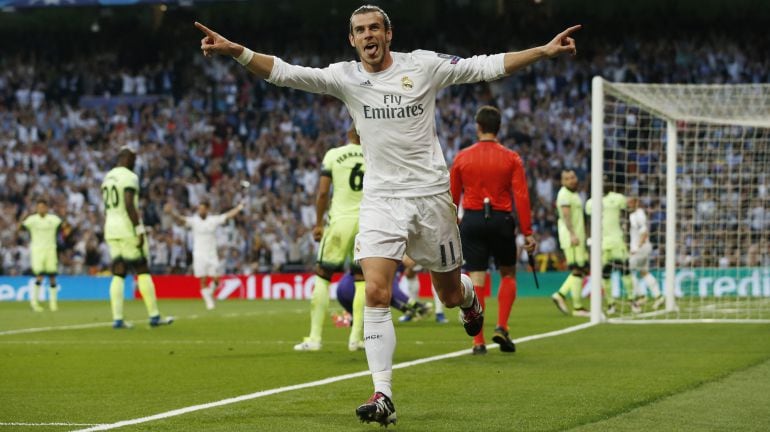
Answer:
[{"left": 590, "top": 77, "right": 770, "bottom": 324}]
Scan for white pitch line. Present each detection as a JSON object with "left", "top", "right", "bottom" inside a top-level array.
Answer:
[
  {"left": 0, "top": 322, "right": 110, "bottom": 336},
  {"left": 74, "top": 321, "right": 596, "bottom": 432},
  {"left": 0, "top": 422, "right": 103, "bottom": 426},
  {"left": 0, "top": 310, "right": 293, "bottom": 337}
]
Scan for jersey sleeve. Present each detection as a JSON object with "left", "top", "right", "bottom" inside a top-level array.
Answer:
[
  {"left": 21, "top": 215, "right": 33, "bottom": 230},
  {"left": 267, "top": 57, "right": 342, "bottom": 98},
  {"left": 556, "top": 189, "right": 570, "bottom": 208},
  {"left": 121, "top": 171, "right": 139, "bottom": 192},
  {"left": 320, "top": 149, "right": 334, "bottom": 177},
  {"left": 415, "top": 50, "right": 506, "bottom": 90},
  {"left": 584, "top": 198, "right": 592, "bottom": 216},
  {"left": 214, "top": 214, "right": 228, "bottom": 226},
  {"left": 510, "top": 152, "right": 533, "bottom": 236}
]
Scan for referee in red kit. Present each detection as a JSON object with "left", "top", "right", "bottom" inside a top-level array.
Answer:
[{"left": 450, "top": 105, "right": 537, "bottom": 355}]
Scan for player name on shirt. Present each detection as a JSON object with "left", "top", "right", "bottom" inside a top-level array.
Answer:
[{"left": 335, "top": 150, "right": 364, "bottom": 165}]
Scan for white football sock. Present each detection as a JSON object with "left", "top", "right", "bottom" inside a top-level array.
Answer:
[
  {"left": 364, "top": 307, "right": 395, "bottom": 398},
  {"left": 460, "top": 274, "right": 475, "bottom": 308},
  {"left": 407, "top": 276, "right": 419, "bottom": 299},
  {"left": 432, "top": 287, "right": 445, "bottom": 314},
  {"left": 201, "top": 286, "right": 215, "bottom": 309}
]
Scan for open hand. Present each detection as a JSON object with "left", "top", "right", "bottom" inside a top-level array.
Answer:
[{"left": 544, "top": 25, "right": 581, "bottom": 58}]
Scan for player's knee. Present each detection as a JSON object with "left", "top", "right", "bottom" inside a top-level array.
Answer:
[{"left": 364, "top": 279, "right": 391, "bottom": 307}]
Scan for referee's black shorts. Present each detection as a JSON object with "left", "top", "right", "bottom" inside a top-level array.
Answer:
[{"left": 459, "top": 210, "right": 518, "bottom": 272}]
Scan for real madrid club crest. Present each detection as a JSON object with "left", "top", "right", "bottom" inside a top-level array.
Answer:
[{"left": 401, "top": 76, "right": 414, "bottom": 92}]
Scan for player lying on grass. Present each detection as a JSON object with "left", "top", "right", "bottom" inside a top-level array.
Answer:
[{"left": 336, "top": 268, "right": 432, "bottom": 321}]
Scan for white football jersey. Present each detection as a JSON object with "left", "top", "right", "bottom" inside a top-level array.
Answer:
[
  {"left": 185, "top": 214, "right": 227, "bottom": 257},
  {"left": 268, "top": 50, "right": 506, "bottom": 198},
  {"left": 629, "top": 208, "right": 650, "bottom": 251}
]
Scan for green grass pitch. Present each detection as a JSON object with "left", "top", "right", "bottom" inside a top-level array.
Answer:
[{"left": 1, "top": 298, "right": 769, "bottom": 431}]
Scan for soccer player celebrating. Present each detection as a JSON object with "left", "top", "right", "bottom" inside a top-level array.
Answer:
[
  {"left": 585, "top": 186, "right": 640, "bottom": 314},
  {"left": 165, "top": 200, "right": 244, "bottom": 310},
  {"left": 628, "top": 197, "right": 664, "bottom": 310},
  {"left": 293, "top": 125, "right": 367, "bottom": 353},
  {"left": 196, "top": 6, "right": 579, "bottom": 425},
  {"left": 20, "top": 199, "right": 63, "bottom": 312},
  {"left": 551, "top": 170, "right": 590, "bottom": 317},
  {"left": 450, "top": 105, "right": 536, "bottom": 355},
  {"left": 102, "top": 147, "right": 173, "bottom": 329}
]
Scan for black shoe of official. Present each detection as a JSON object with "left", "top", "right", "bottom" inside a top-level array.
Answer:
[
  {"left": 356, "top": 392, "right": 397, "bottom": 427},
  {"left": 492, "top": 326, "right": 516, "bottom": 353},
  {"left": 472, "top": 344, "right": 487, "bottom": 355},
  {"left": 460, "top": 295, "right": 484, "bottom": 337}
]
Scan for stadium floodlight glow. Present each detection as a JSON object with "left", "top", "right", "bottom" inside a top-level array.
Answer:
[{"left": 591, "top": 78, "right": 770, "bottom": 324}]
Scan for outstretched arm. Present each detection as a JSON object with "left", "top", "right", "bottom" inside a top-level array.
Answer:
[
  {"left": 196, "top": 22, "right": 274, "bottom": 79},
  {"left": 196, "top": 22, "right": 338, "bottom": 95},
  {"left": 163, "top": 202, "right": 188, "bottom": 227},
  {"left": 503, "top": 25, "right": 581, "bottom": 75},
  {"left": 223, "top": 202, "right": 245, "bottom": 221}
]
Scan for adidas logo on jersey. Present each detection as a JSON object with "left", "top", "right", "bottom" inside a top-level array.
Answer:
[{"left": 359, "top": 80, "right": 373, "bottom": 87}]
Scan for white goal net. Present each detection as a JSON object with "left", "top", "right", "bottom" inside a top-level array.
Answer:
[{"left": 589, "top": 78, "right": 770, "bottom": 323}]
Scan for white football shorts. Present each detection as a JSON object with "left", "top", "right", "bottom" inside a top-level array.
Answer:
[
  {"left": 355, "top": 192, "right": 462, "bottom": 273},
  {"left": 629, "top": 243, "right": 652, "bottom": 271},
  {"left": 193, "top": 254, "right": 221, "bottom": 278}
]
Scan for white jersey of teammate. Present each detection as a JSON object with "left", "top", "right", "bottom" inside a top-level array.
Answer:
[
  {"left": 268, "top": 50, "right": 505, "bottom": 198},
  {"left": 629, "top": 208, "right": 652, "bottom": 270},
  {"left": 185, "top": 214, "right": 227, "bottom": 277}
]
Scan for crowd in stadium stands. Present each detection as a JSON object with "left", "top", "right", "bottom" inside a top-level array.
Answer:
[{"left": 1, "top": 36, "right": 768, "bottom": 276}]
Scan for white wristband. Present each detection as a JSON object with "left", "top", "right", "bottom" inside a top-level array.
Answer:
[
  {"left": 234, "top": 47, "right": 255, "bottom": 66},
  {"left": 134, "top": 225, "right": 146, "bottom": 236}
]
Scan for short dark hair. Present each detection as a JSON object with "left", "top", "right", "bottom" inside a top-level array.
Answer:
[
  {"left": 36, "top": 198, "right": 48, "bottom": 205},
  {"left": 199, "top": 200, "right": 210, "bottom": 208},
  {"left": 350, "top": 5, "right": 392, "bottom": 34},
  {"left": 475, "top": 105, "right": 501, "bottom": 135}
]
